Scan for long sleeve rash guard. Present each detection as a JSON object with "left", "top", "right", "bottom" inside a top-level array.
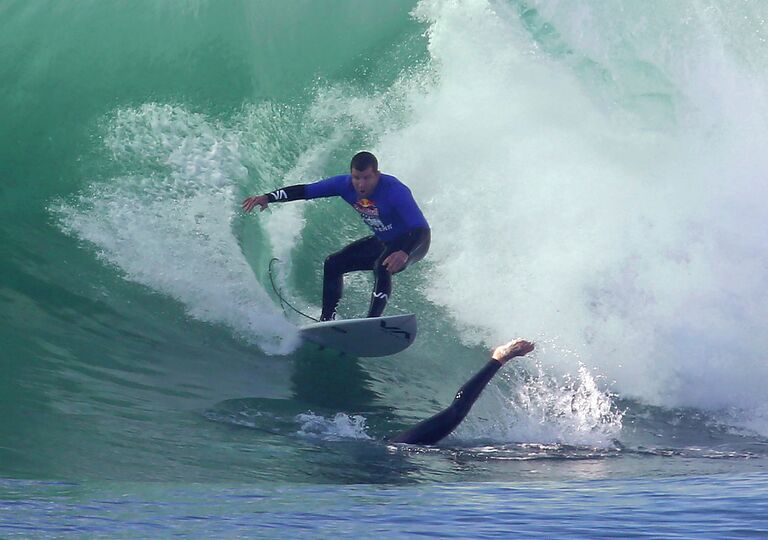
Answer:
[{"left": 266, "top": 174, "right": 430, "bottom": 254}]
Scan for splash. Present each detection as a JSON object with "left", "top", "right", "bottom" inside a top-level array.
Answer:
[
  {"left": 364, "top": 0, "right": 768, "bottom": 423},
  {"left": 54, "top": 104, "right": 299, "bottom": 354},
  {"left": 295, "top": 412, "right": 373, "bottom": 441},
  {"left": 453, "top": 361, "right": 623, "bottom": 447}
]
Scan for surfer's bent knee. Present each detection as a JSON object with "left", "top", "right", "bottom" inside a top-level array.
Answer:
[{"left": 324, "top": 253, "right": 341, "bottom": 275}]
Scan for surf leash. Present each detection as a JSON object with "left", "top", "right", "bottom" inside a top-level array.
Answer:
[{"left": 268, "top": 257, "right": 319, "bottom": 322}]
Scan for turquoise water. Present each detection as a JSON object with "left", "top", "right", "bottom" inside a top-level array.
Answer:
[{"left": 3, "top": 0, "right": 768, "bottom": 536}]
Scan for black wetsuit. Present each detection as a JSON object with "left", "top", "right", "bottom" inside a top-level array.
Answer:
[
  {"left": 391, "top": 359, "right": 502, "bottom": 445},
  {"left": 323, "top": 230, "right": 430, "bottom": 319},
  {"left": 265, "top": 174, "right": 430, "bottom": 320}
]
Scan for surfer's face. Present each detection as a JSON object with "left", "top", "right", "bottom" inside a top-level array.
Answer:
[{"left": 351, "top": 166, "right": 380, "bottom": 197}]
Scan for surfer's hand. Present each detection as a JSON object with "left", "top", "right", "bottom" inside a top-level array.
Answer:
[
  {"left": 242, "top": 195, "right": 269, "bottom": 213},
  {"left": 382, "top": 250, "right": 408, "bottom": 273}
]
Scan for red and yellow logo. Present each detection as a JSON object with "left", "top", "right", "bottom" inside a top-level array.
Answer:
[{"left": 354, "top": 198, "right": 379, "bottom": 217}]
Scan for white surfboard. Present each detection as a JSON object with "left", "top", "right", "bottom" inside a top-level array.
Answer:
[{"left": 299, "top": 314, "right": 417, "bottom": 357}]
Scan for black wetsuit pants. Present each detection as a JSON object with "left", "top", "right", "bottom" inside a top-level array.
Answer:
[
  {"left": 391, "top": 359, "right": 502, "bottom": 445},
  {"left": 321, "top": 233, "right": 430, "bottom": 320}
]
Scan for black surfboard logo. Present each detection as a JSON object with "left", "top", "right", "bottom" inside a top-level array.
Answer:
[{"left": 379, "top": 320, "right": 412, "bottom": 342}]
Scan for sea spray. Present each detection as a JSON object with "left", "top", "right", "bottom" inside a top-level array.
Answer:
[
  {"left": 370, "top": 0, "right": 768, "bottom": 427},
  {"left": 296, "top": 412, "right": 373, "bottom": 441},
  {"left": 54, "top": 104, "right": 299, "bottom": 354},
  {"left": 453, "top": 360, "right": 623, "bottom": 447}
]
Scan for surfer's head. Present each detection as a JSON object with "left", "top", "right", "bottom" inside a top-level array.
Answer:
[{"left": 350, "top": 151, "right": 380, "bottom": 197}]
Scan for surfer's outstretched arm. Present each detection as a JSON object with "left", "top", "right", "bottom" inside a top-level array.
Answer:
[
  {"left": 242, "top": 176, "right": 350, "bottom": 213},
  {"left": 242, "top": 185, "right": 309, "bottom": 213},
  {"left": 391, "top": 339, "right": 534, "bottom": 446}
]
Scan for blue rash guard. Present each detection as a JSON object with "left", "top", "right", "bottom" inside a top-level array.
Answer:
[{"left": 304, "top": 174, "right": 429, "bottom": 242}]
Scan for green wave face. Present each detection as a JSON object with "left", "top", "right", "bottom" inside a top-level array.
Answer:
[{"left": 3, "top": 0, "right": 768, "bottom": 482}]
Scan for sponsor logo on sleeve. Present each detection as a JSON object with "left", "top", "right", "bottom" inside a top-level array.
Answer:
[{"left": 271, "top": 189, "right": 288, "bottom": 201}]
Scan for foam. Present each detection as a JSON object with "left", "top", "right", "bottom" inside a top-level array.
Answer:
[
  {"left": 301, "top": 0, "right": 768, "bottom": 434},
  {"left": 392, "top": 0, "right": 768, "bottom": 416},
  {"left": 453, "top": 361, "right": 623, "bottom": 448},
  {"left": 295, "top": 412, "right": 373, "bottom": 441},
  {"left": 55, "top": 104, "right": 299, "bottom": 354}
]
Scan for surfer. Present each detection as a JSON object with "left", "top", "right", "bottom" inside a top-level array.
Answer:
[
  {"left": 243, "top": 152, "right": 430, "bottom": 321},
  {"left": 391, "top": 338, "right": 535, "bottom": 445}
]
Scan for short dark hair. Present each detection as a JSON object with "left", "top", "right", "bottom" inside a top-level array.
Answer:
[{"left": 350, "top": 151, "right": 378, "bottom": 172}]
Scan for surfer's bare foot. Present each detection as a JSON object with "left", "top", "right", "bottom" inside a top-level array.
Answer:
[{"left": 492, "top": 339, "right": 534, "bottom": 364}]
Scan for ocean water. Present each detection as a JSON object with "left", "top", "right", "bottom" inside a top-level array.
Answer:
[{"left": 2, "top": 0, "right": 768, "bottom": 537}]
